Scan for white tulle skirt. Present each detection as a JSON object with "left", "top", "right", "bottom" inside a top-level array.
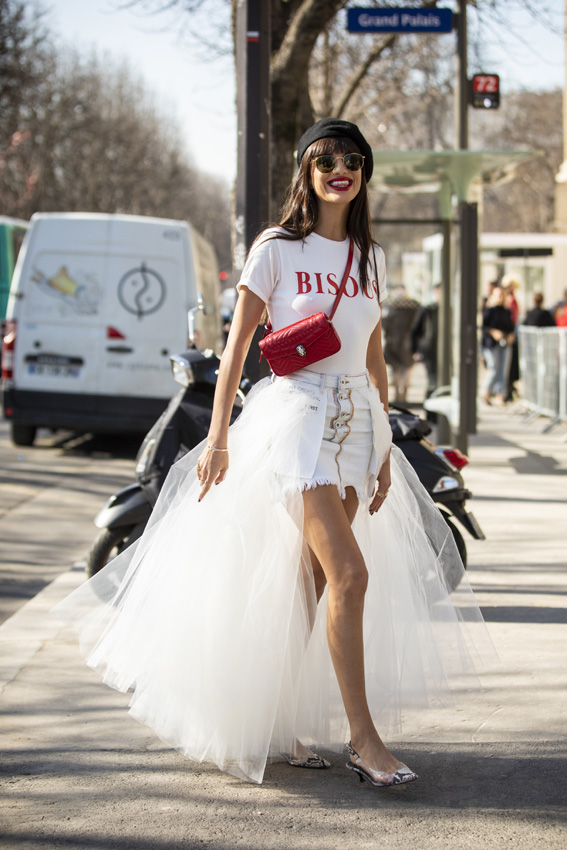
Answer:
[{"left": 54, "top": 372, "right": 494, "bottom": 784}]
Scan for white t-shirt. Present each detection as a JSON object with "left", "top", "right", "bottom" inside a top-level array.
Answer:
[{"left": 237, "top": 229, "right": 387, "bottom": 376}]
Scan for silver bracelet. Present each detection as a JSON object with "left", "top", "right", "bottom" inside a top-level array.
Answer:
[{"left": 207, "top": 445, "right": 228, "bottom": 453}]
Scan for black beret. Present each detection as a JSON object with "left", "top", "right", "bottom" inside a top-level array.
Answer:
[{"left": 296, "top": 118, "right": 373, "bottom": 182}]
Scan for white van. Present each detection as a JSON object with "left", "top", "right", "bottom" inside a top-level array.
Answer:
[{"left": 2, "top": 213, "right": 223, "bottom": 445}]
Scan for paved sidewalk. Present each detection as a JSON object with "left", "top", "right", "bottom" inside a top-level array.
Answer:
[
  {"left": 0, "top": 420, "right": 135, "bottom": 624},
  {"left": 0, "top": 404, "right": 566, "bottom": 850}
]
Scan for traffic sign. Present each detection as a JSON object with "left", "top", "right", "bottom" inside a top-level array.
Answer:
[
  {"left": 347, "top": 7, "right": 453, "bottom": 34},
  {"left": 471, "top": 74, "right": 500, "bottom": 109}
]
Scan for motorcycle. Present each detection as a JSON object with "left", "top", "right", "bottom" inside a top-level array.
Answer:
[{"left": 87, "top": 352, "right": 484, "bottom": 591}]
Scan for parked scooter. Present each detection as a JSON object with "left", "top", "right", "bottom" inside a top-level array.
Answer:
[
  {"left": 87, "top": 354, "right": 485, "bottom": 590},
  {"left": 389, "top": 405, "right": 485, "bottom": 589},
  {"left": 86, "top": 348, "right": 249, "bottom": 577}
]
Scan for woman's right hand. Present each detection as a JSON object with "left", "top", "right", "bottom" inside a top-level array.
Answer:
[
  {"left": 489, "top": 328, "right": 504, "bottom": 342},
  {"left": 197, "top": 445, "right": 229, "bottom": 501}
]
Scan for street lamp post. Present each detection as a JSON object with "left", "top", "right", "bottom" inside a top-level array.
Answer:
[
  {"left": 455, "top": 0, "right": 469, "bottom": 151},
  {"left": 454, "top": 0, "right": 479, "bottom": 454},
  {"left": 235, "top": 0, "right": 271, "bottom": 380}
]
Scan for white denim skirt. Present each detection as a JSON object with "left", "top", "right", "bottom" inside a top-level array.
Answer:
[
  {"left": 280, "top": 368, "right": 381, "bottom": 501},
  {"left": 54, "top": 371, "right": 496, "bottom": 785}
]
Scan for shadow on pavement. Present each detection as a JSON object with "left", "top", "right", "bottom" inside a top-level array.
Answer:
[
  {"left": 480, "top": 606, "right": 567, "bottom": 624},
  {"left": 35, "top": 430, "right": 142, "bottom": 460},
  {"left": 2, "top": 741, "right": 565, "bottom": 810},
  {"left": 1, "top": 742, "right": 565, "bottom": 849},
  {"left": 508, "top": 450, "right": 567, "bottom": 476}
]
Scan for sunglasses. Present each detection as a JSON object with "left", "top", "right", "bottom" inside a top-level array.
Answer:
[{"left": 313, "top": 153, "right": 365, "bottom": 173}]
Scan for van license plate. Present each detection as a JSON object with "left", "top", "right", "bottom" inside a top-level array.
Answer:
[
  {"left": 27, "top": 363, "right": 81, "bottom": 377},
  {"left": 25, "top": 353, "right": 83, "bottom": 378}
]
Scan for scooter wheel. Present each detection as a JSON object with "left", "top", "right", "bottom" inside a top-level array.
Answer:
[{"left": 86, "top": 525, "right": 143, "bottom": 578}]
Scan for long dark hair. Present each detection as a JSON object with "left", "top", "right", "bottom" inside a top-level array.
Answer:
[{"left": 270, "top": 135, "right": 377, "bottom": 294}]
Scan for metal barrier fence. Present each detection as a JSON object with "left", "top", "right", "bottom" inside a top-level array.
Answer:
[{"left": 517, "top": 326, "right": 567, "bottom": 432}]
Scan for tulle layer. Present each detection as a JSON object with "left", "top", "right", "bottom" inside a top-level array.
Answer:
[{"left": 54, "top": 375, "right": 495, "bottom": 784}]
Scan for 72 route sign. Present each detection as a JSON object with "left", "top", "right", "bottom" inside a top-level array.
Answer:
[{"left": 471, "top": 74, "right": 500, "bottom": 109}]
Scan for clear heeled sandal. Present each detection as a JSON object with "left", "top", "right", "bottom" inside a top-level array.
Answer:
[
  {"left": 345, "top": 741, "right": 418, "bottom": 787},
  {"left": 282, "top": 741, "right": 331, "bottom": 769}
]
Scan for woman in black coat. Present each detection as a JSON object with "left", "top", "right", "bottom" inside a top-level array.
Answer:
[
  {"left": 482, "top": 286, "right": 515, "bottom": 404},
  {"left": 524, "top": 293, "right": 556, "bottom": 328}
]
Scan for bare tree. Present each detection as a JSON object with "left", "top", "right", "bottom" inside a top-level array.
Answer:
[
  {"left": 0, "top": 0, "right": 51, "bottom": 211},
  {"left": 122, "top": 0, "right": 559, "bottom": 211},
  {"left": 474, "top": 89, "right": 563, "bottom": 232},
  {"left": 0, "top": 2, "right": 231, "bottom": 264},
  {"left": 309, "top": 17, "right": 455, "bottom": 153},
  {"left": 0, "top": 0, "right": 49, "bottom": 122}
]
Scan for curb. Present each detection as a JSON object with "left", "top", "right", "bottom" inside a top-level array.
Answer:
[{"left": 0, "top": 563, "right": 86, "bottom": 693}]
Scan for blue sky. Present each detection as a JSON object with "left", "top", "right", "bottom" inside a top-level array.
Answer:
[{"left": 47, "top": 1, "right": 565, "bottom": 182}]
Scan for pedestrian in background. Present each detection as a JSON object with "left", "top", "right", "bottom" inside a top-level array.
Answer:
[
  {"left": 481, "top": 279, "right": 497, "bottom": 310},
  {"left": 501, "top": 275, "right": 520, "bottom": 402},
  {"left": 482, "top": 286, "right": 515, "bottom": 405},
  {"left": 382, "top": 286, "right": 420, "bottom": 404},
  {"left": 524, "top": 292, "right": 556, "bottom": 328},
  {"left": 411, "top": 283, "right": 440, "bottom": 398},
  {"left": 502, "top": 275, "right": 520, "bottom": 325},
  {"left": 554, "top": 287, "right": 567, "bottom": 327},
  {"left": 56, "top": 119, "right": 491, "bottom": 788}
]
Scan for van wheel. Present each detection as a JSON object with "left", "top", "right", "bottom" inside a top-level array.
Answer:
[
  {"left": 86, "top": 523, "right": 145, "bottom": 578},
  {"left": 11, "top": 422, "right": 37, "bottom": 446}
]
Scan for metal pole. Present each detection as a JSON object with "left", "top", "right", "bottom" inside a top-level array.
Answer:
[
  {"left": 439, "top": 219, "right": 452, "bottom": 392},
  {"left": 553, "top": 0, "right": 567, "bottom": 229},
  {"left": 455, "top": 0, "right": 468, "bottom": 150},
  {"left": 434, "top": 179, "right": 453, "bottom": 444},
  {"left": 436, "top": 217, "right": 453, "bottom": 444},
  {"left": 563, "top": 0, "right": 567, "bottom": 168},
  {"left": 454, "top": 0, "right": 477, "bottom": 452},
  {"left": 456, "top": 202, "right": 479, "bottom": 453},
  {"left": 235, "top": 0, "right": 271, "bottom": 380}
]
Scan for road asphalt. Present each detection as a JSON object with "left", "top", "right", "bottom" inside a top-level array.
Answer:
[
  {"left": 0, "top": 402, "right": 566, "bottom": 850},
  {"left": 0, "top": 424, "right": 136, "bottom": 625}
]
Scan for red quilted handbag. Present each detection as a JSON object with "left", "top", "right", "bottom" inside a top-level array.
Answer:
[{"left": 258, "top": 238, "right": 354, "bottom": 376}]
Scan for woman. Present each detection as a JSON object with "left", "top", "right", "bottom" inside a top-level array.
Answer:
[
  {"left": 524, "top": 292, "right": 555, "bottom": 328},
  {"left": 482, "top": 286, "right": 515, "bottom": 405},
  {"left": 56, "top": 119, "right": 492, "bottom": 786},
  {"left": 382, "top": 285, "right": 420, "bottom": 403},
  {"left": 502, "top": 276, "right": 520, "bottom": 402},
  {"left": 502, "top": 275, "right": 520, "bottom": 326}
]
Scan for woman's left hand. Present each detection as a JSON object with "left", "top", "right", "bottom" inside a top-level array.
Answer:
[{"left": 369, "top": 455, "right": 391, "bottom": 515}]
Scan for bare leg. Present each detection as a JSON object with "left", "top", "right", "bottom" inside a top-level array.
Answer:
[
  {"left": 302, "top": 484, "right": 404, "bottom": 774},
  {"left": 308, "top": 486, "right": 359, "bottom": 602},
  {"left": 289, "top": 489, "right": 358, "bottom": 763}
]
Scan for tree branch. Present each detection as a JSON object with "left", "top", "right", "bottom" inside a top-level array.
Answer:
[
  {"left": 334, "top": 34, "right": 397, "bottom": 118},
  {"left": 333, "top": 0, "right": 442, "bottom": 118},
  {"left": 271, "top": 0, "right": 347, "bottom": 82}
]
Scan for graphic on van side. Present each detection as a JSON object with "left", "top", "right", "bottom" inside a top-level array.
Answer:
[
  {"left": 118, "top": 262, "right": 166, "bottom": 319},
  {"left": 31, "top": 266, "right": 100, "bottom": 315}
]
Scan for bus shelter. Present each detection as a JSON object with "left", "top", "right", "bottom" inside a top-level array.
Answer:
[{"left": 369, "top": 150, "right": 537, "bottom": 450}]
